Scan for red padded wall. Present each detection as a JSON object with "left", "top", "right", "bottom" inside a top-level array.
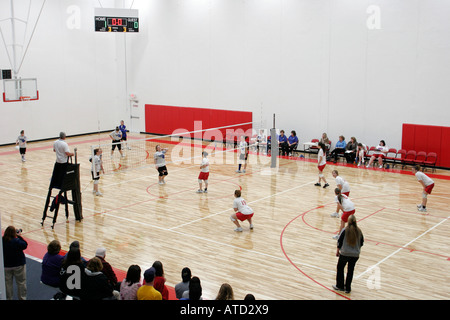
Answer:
[
  {"left": 402, "top": 123, "right": 449, "bottom": 168},
  {"left": 145, "top": 104, "right": 253, "bottom": 139}
]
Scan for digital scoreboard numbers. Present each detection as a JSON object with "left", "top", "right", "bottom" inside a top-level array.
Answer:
[{"left": 94, "top": 8, "right": 139, "bottom": 33}]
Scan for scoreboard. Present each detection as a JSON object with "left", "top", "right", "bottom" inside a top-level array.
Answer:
[{"left": 94, "top": 8, "right": 139, "bottom": 33}]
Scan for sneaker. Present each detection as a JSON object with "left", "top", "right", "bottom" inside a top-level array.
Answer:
[
  {"left": 243, "top": 170, "right": 246, "bottom": 173},
  {"left": 249, "top": 224, "right": 254, "bottom": 230},
  {"left": 379, "top": 165, "right": 383, "bottom": 169},
  {"left": 330, "top": 212, "right": 339, "bottom": 218},
  {"left": 332, "top": 234, "right": 339, "bottom": 240},
  {"left": 314, "top": 183, "right": 321, "bottom": 187},
  {"left": 95, "top": 191, "right": 103, "bottom": 197},
  {"left": 323, "top": 183, "right": 329, "bottom": 189},
  {"left": 197, "top": 189, "right": 203, "bottom": 193},
  {"left": 236, "top": 170, "right": 241, "bottom": 173},
  {"left": 234, "top": 227, "right": 243, "bottom": 232},
  {"left": 418, "top": 206, "right": 427, "bottom": 213},
  {"left": 203, "top": 189, "right": 208, "bottom": 193},
  {"left": 417, "top": 204, "right": 423, "bottom": 209}
]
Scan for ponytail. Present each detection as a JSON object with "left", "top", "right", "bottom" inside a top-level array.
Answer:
[{"left": 345, "top": 215, "right": 361, "bottom": 247}]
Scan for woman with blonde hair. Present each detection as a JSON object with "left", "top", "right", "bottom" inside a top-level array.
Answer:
[
  {"left": 333, "top": 215, "right": 364, "bottom": 294},
  {"left": 215, "top": 283, "right": 234, "bottom": 300}
]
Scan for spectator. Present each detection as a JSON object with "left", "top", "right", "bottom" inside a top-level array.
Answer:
[
  {"left": 333, "top": 215, "right": 364, "bottom": 294},
  {"left": 329, "top": 135, "right": 346, "bottom": 163},
  {"left": 244, "top": 293, "right": 256, "bottom": 300},
  {"left": 320, "top": 133, "right": 331, "bottom": 155},
  {"left": 181, "top": 276, "right": 203, "bottom": 300},
  {"left": 95, "top": 247, "right": 117, "bottom": 288},
  {"left": 59, "top": 247, "right": 85, "bottom": 298},
  {"left": 2, "top": 226, "right": 28, "bottom": 300},
  {"left": 120, "top": 265, "right": 142, "bottom": 300},
  {"left": 137, "top": 267, "right": 162, "bottom": 300},
  {"left": 175, "top": 267, "right": 192, "bottom": 299},
  {"left": 278, "top": 130, "right": 289, "bottom": 156},
  {"left": 287, "top": 130, "right": 299, "bottom": 155},
  {"left": 63, "top": 240, "right": 87, "bottom": 266},
  {"left": 81, "top": 257, "right": 117, "bottom": 300},
  {"left": 344, "top": 137, "right": 358, "bottom": 164},
  {"left": 366, "top": 140, "right": 388, "bottom": 168},
  {"left": 215, "top": 283, "right": 234, "bottom": 300},
  {"left": 152, "top": 260, "right": 169, "bottom": 300},
  {"left": 356, "top": 143, "right": 367, "bottom": 167},
  {"left": 41, "top": 240, "right": 64, "bottom": 288}
]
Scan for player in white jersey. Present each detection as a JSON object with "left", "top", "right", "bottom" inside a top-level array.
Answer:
[
  {"left": 197, "top": 151, "right": 210, "bottom": 193},
  {"left": 330, "top": 170, "right": 351, "bottom": 218},
  {"left": 315, "top": 142, "right": 329, "bottom": 188},
  {"left": 90, "top": 148, "right": 104, "bottom": 196},
  {"left": 236, "top": 136, "right": 249, "bottom": 173},
  {"left": 230, "top": 189, "right": 254, "bottom": 232},
  {"left": 16, "top": 130, "right": 27, "bottom": 162},
  {"left": 110, "top": 126, "right": 124, "bottom": 158},
  {"left": 412, "top": 165, "right": 435, "bottom": 213},
  {"left": 154, "top": 145, "right": 169, "bottom": 185},
  {"left": 332, "top": 188, "right": 355, "bottom": 239}
]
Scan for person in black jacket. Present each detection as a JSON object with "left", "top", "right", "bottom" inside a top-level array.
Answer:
[
  {"left": 333, "top": 215, "right": 364, "bottom": 294},
  {"left": 81, "top": 257, "right": 118, "bottom": 300},
  {"left": 2, "top": 226, "right": 28, "bottom": 300}
]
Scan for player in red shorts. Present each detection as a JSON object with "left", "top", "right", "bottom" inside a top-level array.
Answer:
[
  {"left": 332, "top": 188, "right": 355, "bottom": 239},
  {"left": 197, "top": 151, "right": 210, "bottom": 193},
  {"left": 412, "top": 165, "right": 435, "bottom": 213},
  {"left": 315, "top": 142, "right": 329, "bottom": 188},
  {"left": 230, "top": 190, "right": 254, "bottom": 232}
]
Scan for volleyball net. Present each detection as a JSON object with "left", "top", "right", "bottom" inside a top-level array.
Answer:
[{"left": 90, "top": 120, "right": 269, "bottom": 178}]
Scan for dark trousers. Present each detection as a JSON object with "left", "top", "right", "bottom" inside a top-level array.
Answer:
[
  {"left": 330, "top": 148, "right": 345, "bottom": 162},
  {"left": 336, "top": 255, "right": 359, "bottom": 292}
]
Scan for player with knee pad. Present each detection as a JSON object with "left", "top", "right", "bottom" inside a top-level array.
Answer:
[
  {"left": 154, "top": 145, "right": 169, "bottom": 185},
  {"left": 412, "top": 165, "right": 434, "bottom": 213},
  {"left": 90, "top": 148, "right": 104, "bottom": 196},
  {"left": 230, "top": 190, "right": 254, "bottom": 232},
  {"left": 197, "top": 151, "right": 209, "bottom": 193},
  {"left": 315, "top": 142, "right": 329, "bottom": 188}
]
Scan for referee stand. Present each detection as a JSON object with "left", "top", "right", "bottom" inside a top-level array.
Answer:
[{"left": 41, "top": 148, "right": 83, "bottom": 229}]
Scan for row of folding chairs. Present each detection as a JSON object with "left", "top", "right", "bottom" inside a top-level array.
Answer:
[{"left": 365, "top": 147, "right": 437, "bottom": 172}]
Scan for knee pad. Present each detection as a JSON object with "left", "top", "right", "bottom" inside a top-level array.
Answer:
[
  {"left": 319, "top": 174, "right": 324, "bottom": 178},
  {"left": 422, "top": 192, "right": 428, "bottom": 199},
  {"left": 94, "top": 180, "right": 99, "bottom": 185},
  {"left": 230, "top": 215, "right": 236, "bottom": 222}
]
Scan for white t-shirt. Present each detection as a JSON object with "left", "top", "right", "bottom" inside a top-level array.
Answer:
[
  {"left": 233, "top": 197, "right": 254, "bottom": 215},
  {"left": 17, "top": 135, "right": 27, "bottom": 148},
  {"left": 374, "top": 145, "right": 388, "bottom": 155},
  {"left": 318, "top": 149, "right": 327, "bottom": 166},
  {"left": 110, "top": 130, "right": 122, "bottom": 141},
  {"left": 415, "top": 171, "right": 434, "bottom": 186},
  {"left": 154, "top": 150, "right": 167, "bottom": 167},
  {"left": 54, "top": 139, "right": 70, "bottom": 163},
  {"left": 91, "top": 155, "right": 102, "bottom": 173},
  {"left": 201, "top": 157, "right": 209, "bottom": 173},
  {"left": 335, "top": 176, "right": 350, "bottom": 193},
  {"left": 335, "top": 194, "right": 355, "bottom": 212},
  {"left": 239, "top": 141, "right": 248, "bottom": 154}
]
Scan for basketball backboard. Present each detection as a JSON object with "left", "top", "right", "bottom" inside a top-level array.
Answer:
[{"left": 2, "top": 78, "right": 39, "bottom": 102}]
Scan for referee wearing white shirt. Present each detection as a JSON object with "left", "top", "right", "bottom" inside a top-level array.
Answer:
[{"left": 52, "top": 132, "right": 74, "bottom": 188}]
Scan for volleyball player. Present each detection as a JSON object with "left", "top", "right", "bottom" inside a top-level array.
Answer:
[
  {"left": 197, "top": 151, "right": 209, "bottom": 193},
  {"left": 236, "top": 136, "right": 249, "bottom": 173},
  {"left": 15, "top": 130, "right": 27, "bottom": 162},
  {"left": 412, "top": 165, "right": 435, "bottom": 213},
  {"left": 230, "top": 190, "right": 254, "bottom": 232},
  {"left": 119, "top": 120, "right": 130, "bottom": 150},
  {"left": 154, "top": 145, "right": 169, "bottom": 185},
  {"left": 315, "top": 142, "right": 329, "bottom": 188},
  {"left": 330, "top": 170, "right": 350, "bottom": 218},
  {"left": 91, "top": 148, "right": 104, "bottom": 196},
  {"left": 110, "top": 126, "right": 124, "bottom": 158},
  {"left": 332, "top": 188, "right": 355, "bottom": 239}
]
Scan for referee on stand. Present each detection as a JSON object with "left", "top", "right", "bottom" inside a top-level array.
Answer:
[{"left": 52, "top": 132, "right": 74, "bottom": 189}]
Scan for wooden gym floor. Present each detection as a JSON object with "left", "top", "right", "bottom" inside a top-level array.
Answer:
[{"left": 0, "top": 133, "right": 449, "bottom": 300}]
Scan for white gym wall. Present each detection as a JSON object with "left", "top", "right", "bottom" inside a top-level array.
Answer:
[{"left": 1, "top": 0, "right": 449, "bottom": 149}]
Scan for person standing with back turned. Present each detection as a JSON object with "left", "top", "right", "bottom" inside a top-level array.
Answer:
[{"left": 333, "top": 215, "right": 364, "bottom": 294}]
